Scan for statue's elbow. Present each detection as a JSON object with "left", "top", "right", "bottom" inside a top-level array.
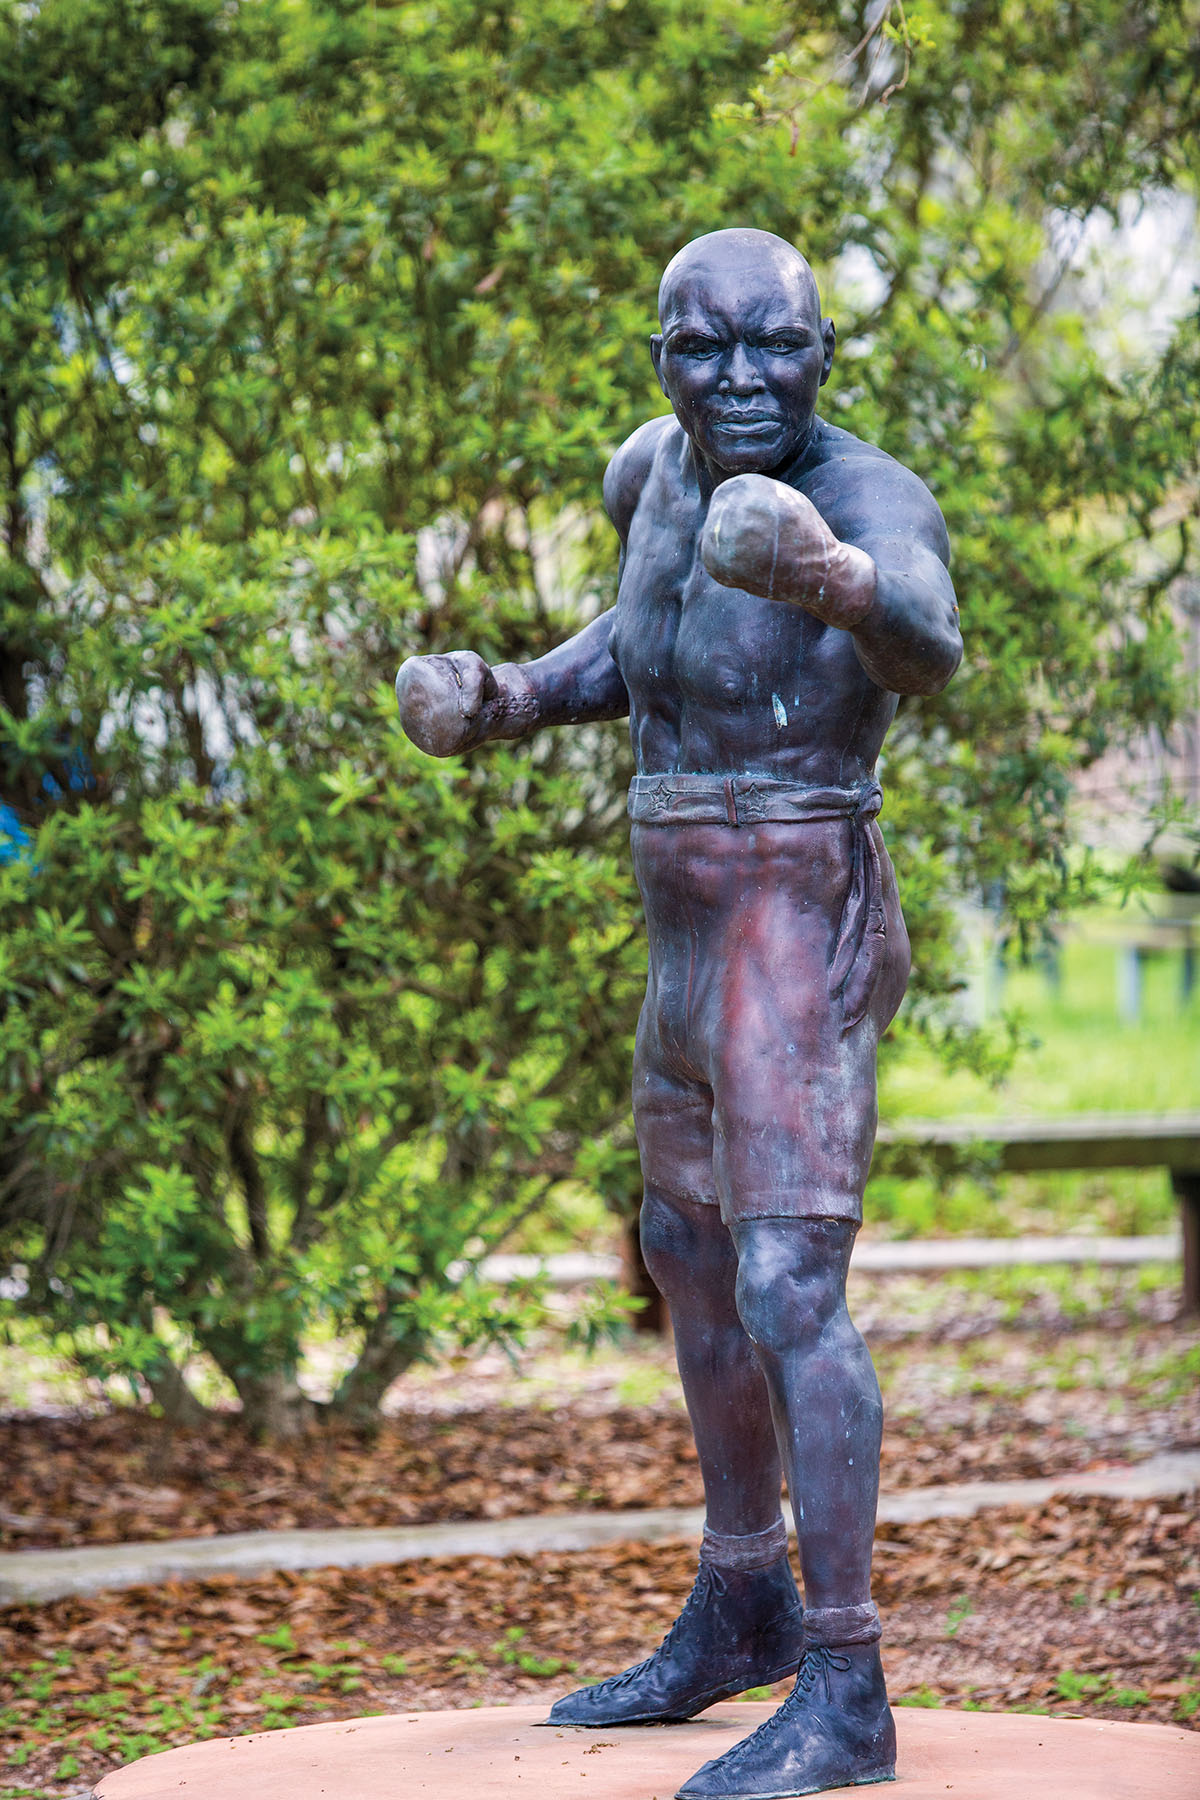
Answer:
[
  {"left": 919, "top": 633, "right": 963, "bottom": 695},
  {"left": 890, "top": 627, "right": 963, "bottom": 697}
]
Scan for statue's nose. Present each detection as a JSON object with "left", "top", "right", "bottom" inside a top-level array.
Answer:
[{"left": 720, "top": 343, "right": 763, "bottom": 395}]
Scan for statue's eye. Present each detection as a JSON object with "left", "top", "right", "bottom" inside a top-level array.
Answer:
[{"left": 672, "top": 336, "right": 720, "bottom": 356}]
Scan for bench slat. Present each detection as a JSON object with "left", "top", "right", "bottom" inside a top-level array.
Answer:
[
  {"left": 871, "top": 1111, "right": 1200, "bottom": 1308},
  {"left": 875, "top": 1110, "right": 1200, "bottom": 1174}
]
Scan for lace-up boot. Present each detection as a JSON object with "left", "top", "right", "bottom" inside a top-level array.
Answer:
[
  {"left": 547, "top": 1521, "right": 803, "bottom": 1727},
  {"left": 675, "top": 1603, "right": 895, "bottom": 1797}
]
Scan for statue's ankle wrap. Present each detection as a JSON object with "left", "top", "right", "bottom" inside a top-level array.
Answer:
[
  {"left": 699, "top": 1519, "right": 789, "bottom": 1571},
  {"left": 801, "top": 1601, "right": 881, "bottom": 1647}
]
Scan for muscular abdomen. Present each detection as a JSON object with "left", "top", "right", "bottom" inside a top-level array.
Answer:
[{"left": 615, "top": 569, "right": 896, "bottom": 782}]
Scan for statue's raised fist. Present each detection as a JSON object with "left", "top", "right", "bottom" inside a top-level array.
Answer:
[
  {"left": 395, "top": 650, "right": 500, "bottom": 757},
  {"left": 700, "top": 473, "right": 875, "bottom": 629}
]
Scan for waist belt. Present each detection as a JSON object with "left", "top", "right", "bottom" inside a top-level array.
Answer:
[{"left": 627, "top": 774, "right": 887, "bottom": 1034}]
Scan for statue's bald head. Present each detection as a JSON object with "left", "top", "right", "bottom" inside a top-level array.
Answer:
[
  {"left": 658, "top": 229, "right": 822, "bottom": 329},
  {"left": 650, "top": 228, "right": 834, "bottom": 476}
]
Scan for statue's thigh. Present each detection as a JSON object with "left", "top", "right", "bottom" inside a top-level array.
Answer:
[
  {"left": 706, "top": 948, "right": 881, "bottom": 1226},
  {"left": 632, "top": 1013, "right": 718, "bottom": 1207}
]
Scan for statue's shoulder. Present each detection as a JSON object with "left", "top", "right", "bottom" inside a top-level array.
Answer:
[
  {"left": 603, "top": 414, "right": 679, "bottom": 541},
  {"left": 805, "top": 419, "right": 950, "bottom": 562},
  {"left": 806, "top": 418, "right": 913, "bottom": 483}
]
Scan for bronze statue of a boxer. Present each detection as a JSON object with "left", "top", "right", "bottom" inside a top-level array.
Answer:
[{"left": 397, "top": 227, "right": 961, "bottom": 1799}]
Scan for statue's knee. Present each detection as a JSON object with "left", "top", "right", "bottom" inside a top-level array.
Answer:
[
  {"left": 639, "top": 1190, "right": 730, "bottom": 1300},
  {"left": 733, "top": 1227, "right": 845, "bottom": 1356},
  {"left": 638, "top": 1191, "right": 687, "bottom": 1296}
]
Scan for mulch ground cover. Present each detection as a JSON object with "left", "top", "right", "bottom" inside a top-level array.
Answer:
[
  {"left": 4, "top": 1282, "right": 1197, "bottom": 1795},
  {"left": 0, "top": 1401, "right": 1180, "bottom": 1548},
  {"left": 2, "top": 1496, "right": 1198, "bottom": 1799},
  {"left": 4, "top": 1323, "right": 1197, "bottom": 1550}
]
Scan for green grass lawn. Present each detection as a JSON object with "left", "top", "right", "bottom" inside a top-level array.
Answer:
[
  {"left": 870, "top": 915, "right": 1199, "bottom": 1240},
  {"left": 884, "top": 920, "right": 1198, "bottom": 1120}
]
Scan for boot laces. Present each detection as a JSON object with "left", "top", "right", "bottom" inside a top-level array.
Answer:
[
  {"left": 725, "top": 1645, "right": 853, "bottom": 1750},
  {"left": 607, "top": 1562, "right": 724, "bottom": 1690},
  {"left": 795, "top": 1644, "right": 853, "bottom": 1704}
]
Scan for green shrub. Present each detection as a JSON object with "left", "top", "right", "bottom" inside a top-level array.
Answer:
[{"left": 1, "top": 0, "right": 1194, "bottom": 1431}]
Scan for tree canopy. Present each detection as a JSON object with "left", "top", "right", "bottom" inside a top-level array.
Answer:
[{"left": 1, "top": 0, "right": 1197, "bottom": 1432}]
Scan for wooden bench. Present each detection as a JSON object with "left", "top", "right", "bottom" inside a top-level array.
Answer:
[
  {"left": 873, "top": 1110, "right": 1200, "bottom": 1309},
  {"left": 1115, "top": 920, "right": 1197, "bottom": 1022},
  {"left": 1090, "top": 890, "right": 1200, "bottom": 1021}
]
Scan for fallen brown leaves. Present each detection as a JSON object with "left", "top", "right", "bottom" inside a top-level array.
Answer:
[
  {"left": 1, "top": 1497, "right": 1197, "bottom": 1800},
  {"left": 4, "top": 1370, "right": 1196, "bottom": 1552},
  {"left": 0, "top": 1405, "right": 706, "bottom": 1550},
  {"left": 3, "top": 1297, "right": 1197, "bottom": 1796}
]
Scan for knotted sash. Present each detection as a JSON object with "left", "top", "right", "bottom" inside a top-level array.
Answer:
[{"left": 627, "top": 774, "right": 887, "bottom": 1034}]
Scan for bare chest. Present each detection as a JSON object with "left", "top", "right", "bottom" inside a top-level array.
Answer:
[{"left": 610, "top": 503, "right": 843, "bottom": 723}]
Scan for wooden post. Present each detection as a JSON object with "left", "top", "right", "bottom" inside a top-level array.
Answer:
[
  {"left": 1117, "top": 945, "right": 1142, "bottom": 1023},
  {"left": 1173, "top": 1171, "right": 1200, "bottom": 1312}
]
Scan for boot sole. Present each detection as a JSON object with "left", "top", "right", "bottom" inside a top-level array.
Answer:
[
  {"left": 676, "top": 1767, "right": 895, "bottom": 1799},
  {"left": 540, "top": 1658, "right": 805, "bottom": 1730}
]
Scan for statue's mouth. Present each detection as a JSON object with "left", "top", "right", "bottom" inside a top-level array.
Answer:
[{"left": 714, "top": 412, "right": 780, "bottom": 433}]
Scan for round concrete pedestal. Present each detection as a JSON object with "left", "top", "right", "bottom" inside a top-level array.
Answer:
[{"left": 91, "top": 1700, "right": 1199, "bottom": 1800}]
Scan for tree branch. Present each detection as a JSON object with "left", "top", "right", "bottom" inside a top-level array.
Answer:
[{"left": 228, "top": 1112, "right": 271, "bottom": 1262}]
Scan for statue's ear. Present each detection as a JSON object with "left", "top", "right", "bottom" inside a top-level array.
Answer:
[
  {"left": 819, "top": 317, "right": 836, "bottom": 387},
  {"left": 650, "top": 333, "right": 668, "bottom": 397}
]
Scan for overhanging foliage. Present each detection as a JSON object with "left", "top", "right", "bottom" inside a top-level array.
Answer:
[{"left": 1, "top": 0, "right": 1196, "bottom": 1431}]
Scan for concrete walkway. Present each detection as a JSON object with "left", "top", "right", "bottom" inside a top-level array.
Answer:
[
  {"left": 477, "top": 1235, "right": 1180, "bottom": 1285},
  {"left": 4, "top": 1451, "right": 1197, "bottom": 1608}
]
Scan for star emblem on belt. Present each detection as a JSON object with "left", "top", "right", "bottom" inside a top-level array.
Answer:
[{"left": 737, "top": 782, "right": 769, "bottom": 821}]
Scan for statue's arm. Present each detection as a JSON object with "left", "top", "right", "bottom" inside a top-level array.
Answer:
[
  {"left": 824, "top": 460, "right": 960, "bottom": 695},
  {"left": 396, "top": 609, "right": 628, "bottom": 758},
  {"left": 497, "top": 608, "right": 630, "bottom": 733},
  {"left": 504, "top": 417, "right": 671, "bottom": 732},
  {"left": 848, "top": 545, "right": 960, "bottom": 695},
  {"left": 832, "top": 477, "right": 961, "bottom": 696},
  {"left": 397, "top": 420, "right": 669, "bottom": 756},
  {"left": 701, "top": 457, "right": 962, "bottom": 697}
]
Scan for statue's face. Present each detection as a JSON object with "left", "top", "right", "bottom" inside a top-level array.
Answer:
[{"left": 651, "top": 251, "right": 834, "bottom": 477}]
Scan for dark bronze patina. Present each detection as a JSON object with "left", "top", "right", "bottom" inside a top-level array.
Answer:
[{"left": 397, "top": 228, "right": 961, "bottom": 1799}]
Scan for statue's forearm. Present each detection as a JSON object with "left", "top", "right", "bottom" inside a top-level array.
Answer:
[
  {"left": 490, "top": 610, "right": 629, "bottom": 738},
  {"left": 743, "top": 509, "right": 961, "bottom": 700},
  {"left": 746, "top": 540, "right": 961, "bottom": 699},
  {"left": 838, "top": 563, "right": 963, "bottom": 698},
  {"left": 701, "top": 474, "right": 961, "bottom": 698},
  {"left": 397, "top": 612, "right": 627, "bottom": 759}
]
